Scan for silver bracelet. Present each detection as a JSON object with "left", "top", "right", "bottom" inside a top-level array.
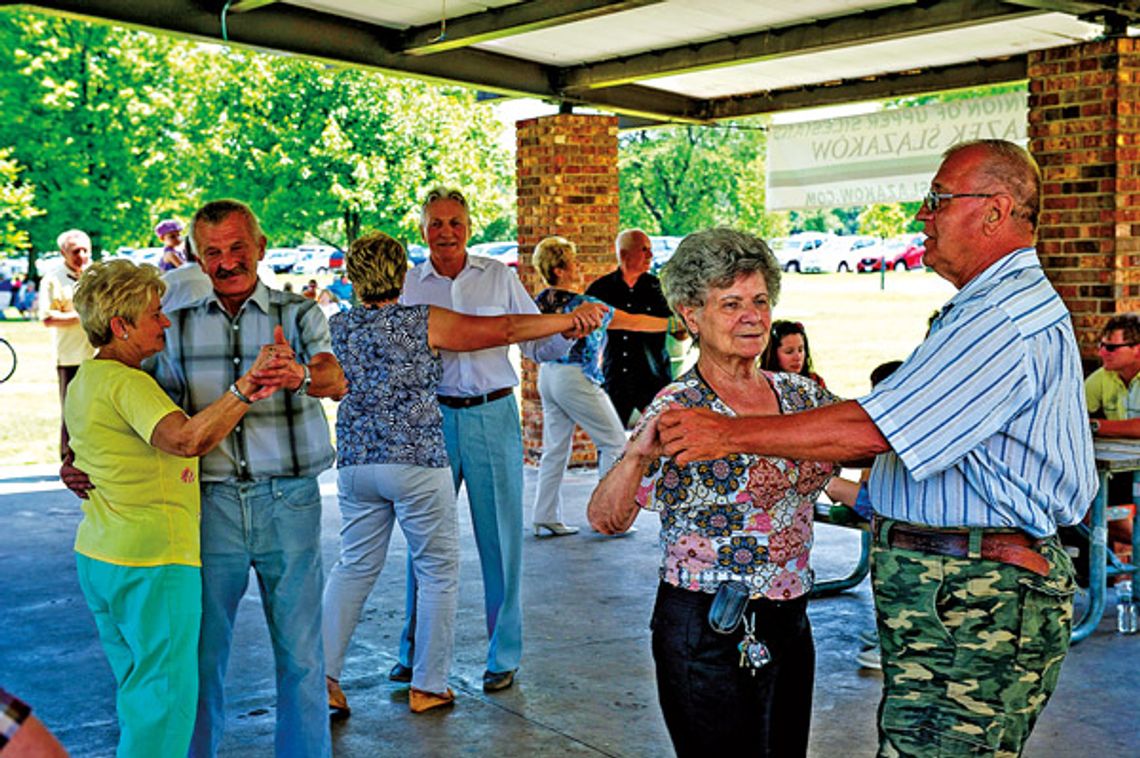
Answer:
[{"left": 229, "top": 382, "right": 253, "bottom": 405}]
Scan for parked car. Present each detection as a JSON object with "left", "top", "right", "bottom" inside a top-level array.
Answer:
[
  {"left": 856, "top": 234, "right": 926, "bottom": 273},
  {"left": 769, "top": 232, "right": 834, "bottom": 273},
  {"left": 407, "top": 244, "right": 429, "bottom": 265},
  {"left": 265, "top": 247, "right": 300, "bottom": 274},
  {"left": 891, "top": 233, "right": 926, "bottom": 271},
  {"left": 292, "top": 245, "right": 344, "bottom": 275},
  {"left": 130, "top": 247, "right": 165, "bottom": 267},
  {"left": 470, "top": 241, "right": 518, "bottom": 270},
  {"left": 801, "top": 235, "right": 885, "bottom": 274}
]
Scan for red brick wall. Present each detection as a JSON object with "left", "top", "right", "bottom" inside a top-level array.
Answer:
[
  {"left": 1029, "top": 37, "right": 1140, "bottom": 361},
  {"left": 516, "top": 113, "right": 620, "bottom": 466}
]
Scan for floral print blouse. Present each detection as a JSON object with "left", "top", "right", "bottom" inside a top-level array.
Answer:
[
  {"left": 635, "top": 367, "right": 839, "bottom": 599},
  {"left": 330, "top": 304, "right": 448, "bottom": 469}
]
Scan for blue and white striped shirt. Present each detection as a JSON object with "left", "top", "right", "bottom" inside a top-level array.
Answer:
[{"left": 858, "top": 248, "right": 1096, "bottom": 537}]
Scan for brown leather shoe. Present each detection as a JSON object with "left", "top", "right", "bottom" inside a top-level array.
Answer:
[
  {"left": 327, "top": 676, "right": 350, "bottom": 720},
  {"left": 409, "top": 686, "right": 455, "bottom": 713}
]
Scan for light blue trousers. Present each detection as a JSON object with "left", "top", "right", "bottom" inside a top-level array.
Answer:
[
  {"left": 76, "top": 554, "right": 200, "bottom": 758},
  {"left": 533, "top": 362, "right": 627, "bottom": 525},
  {"left": 399, "top": 394, "right": 525, "bottom": 674},
  {"left": 323, "top": 463, "right": 458, "bottom": 694},
  {"left": 189, "top": 477, "right": 330, "bottom": 758}
]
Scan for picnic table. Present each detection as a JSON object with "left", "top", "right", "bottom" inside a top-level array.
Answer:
[{"left": 1071, "top": 438, "right": 1140, "bottom": 642}]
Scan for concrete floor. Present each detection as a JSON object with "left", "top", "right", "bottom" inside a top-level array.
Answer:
[{"left": 2, "top": 463, "right": 1138, "bottom": 757}]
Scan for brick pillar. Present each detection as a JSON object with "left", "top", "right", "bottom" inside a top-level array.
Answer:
[
  {"left": 1029, "top": 37, "right": 1140, "bottom": 364},
  {"left": 516, "top": 113, "right": 620, "bottom": 466}
]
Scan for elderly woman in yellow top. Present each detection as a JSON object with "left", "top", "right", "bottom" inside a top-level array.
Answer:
[{"left": 66, "top": 260, "right": 279, "bottom": 758}]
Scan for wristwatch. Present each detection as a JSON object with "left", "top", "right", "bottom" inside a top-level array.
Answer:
[
  {"left": 1090, "top": 419, "right": 1101, "bottom": 435},
  {"left": 294, "top": 364, "right": 312, "bottom": 396}
]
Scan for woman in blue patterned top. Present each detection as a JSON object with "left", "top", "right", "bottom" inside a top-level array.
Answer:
[
  {"left": 587, "top": 228, "right": 839, "bottom": 757},
  {"left": 531, "top": 235, "right": 672, "bottom": 537},
  {"left": 322, "top": 231, "right": 604, "bottom": 717}
]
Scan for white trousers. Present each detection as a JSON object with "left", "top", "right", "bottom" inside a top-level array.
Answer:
[
  {"left": 533, "top": 362, "right": 628, "bottom": 525},
  {"left": 322, "top": 463, "right": 458, "bottom": 694}
]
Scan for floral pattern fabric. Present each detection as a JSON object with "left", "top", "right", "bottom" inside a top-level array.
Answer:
[
  {"left": 330, "top": 304, "right": 448, "bottom": 468},
  {"left": 534, "top": 288, "right": 614, "bottom": 385},
  {"left": 635, "top": 367, "right": 839, "bottom": 599}
]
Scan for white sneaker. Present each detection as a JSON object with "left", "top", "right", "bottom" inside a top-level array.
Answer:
[{"left": 855, "top": 647, "right": 882, "bottom": 670}]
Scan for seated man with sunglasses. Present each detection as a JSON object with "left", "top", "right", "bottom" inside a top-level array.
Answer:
[
  {"left": 1083, "top": 313, "right": 1140, "bottom": 563},
  {"left": 1087, "top": 313, "right": 1140, "bottom": 437}
]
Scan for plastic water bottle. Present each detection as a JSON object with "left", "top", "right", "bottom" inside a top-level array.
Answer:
[{"left": 1117, "top": 580, "right": 1138, "bottom": 635}]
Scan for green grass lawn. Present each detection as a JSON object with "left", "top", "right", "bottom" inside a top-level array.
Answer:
[{"left": 0, "top": 269, "right": 956, "bottom": 466}]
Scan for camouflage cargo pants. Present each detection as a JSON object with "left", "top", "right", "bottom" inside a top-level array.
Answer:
[{"left": 871, "top": 521, "right": 1076, "bottom": 757}]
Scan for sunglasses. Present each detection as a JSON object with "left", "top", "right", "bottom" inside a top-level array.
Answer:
[
  {"left": 922, "top": 190, "right": 996, "bottom": 212},
  {"left": 1099, "top": 341, "right": 1138, "bottom": 352},
  {"left": 423, "top": 188, "right": 467, "bottom": 208}
]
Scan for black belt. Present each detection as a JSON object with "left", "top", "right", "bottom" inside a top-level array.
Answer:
[
  {"left": 875, "top": 518, "right": 1050, "bottom": 577},
  {"left": 437, "top": 387, "right": 513, "bottom": 409}
]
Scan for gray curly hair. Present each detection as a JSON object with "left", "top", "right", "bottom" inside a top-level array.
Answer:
[{"left": 660, "top": 228, "right": 781, "bottom": 315}]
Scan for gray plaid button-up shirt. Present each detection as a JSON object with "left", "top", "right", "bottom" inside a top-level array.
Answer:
[{"left": 149, "top": 282, "right": 335, "bottom": 482}]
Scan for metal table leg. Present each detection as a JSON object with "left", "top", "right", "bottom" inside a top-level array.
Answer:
[
  {"left": 810, "top": 527, "right": 871, "bottom": 598},
  {"left": 1071, "top": 470, "right": 1109, "bottom": 643}
]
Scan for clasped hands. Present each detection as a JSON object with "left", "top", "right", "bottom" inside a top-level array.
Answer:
[
  {"left": 632, "top": 406, "right": 734, "bottom": 466},
  {"left": 248, "top": 325, "right": 307, "bottom": 396},
  {"left": 561, "top": 301, "right": 610, "bottom": 339}
]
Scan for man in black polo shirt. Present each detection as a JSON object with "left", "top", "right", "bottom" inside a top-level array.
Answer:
[{"left": 585, "top": 228, "right": 681, "bottom": 428}]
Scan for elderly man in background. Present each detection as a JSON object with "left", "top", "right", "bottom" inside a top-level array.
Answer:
[
  {"left": 392, "top": 187, "right": 600, "bottom": 693},
  {"left": 585, "top": 228, "right": 682, "bottom": 429},
  {"left": 656, "top": 140, "right": 1096, "bottom": 756},
  {"left": 41, "top": 228, "right": 95, "bottom": 461},
  {"left": 65, "top": 199, "right": 347, "bottom": 757}
]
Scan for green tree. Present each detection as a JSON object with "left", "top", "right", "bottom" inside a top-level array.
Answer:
[
  {"left": 0, "top": 9, "right": 514, "bottom": 257},
  {"left": 0, "top": 147, "right": 42, "bottom": 251},
  {"left": 620, "top": 123, "right": 780, "bottom": 235},
  {"left": 0, "top": 12, "right": 188, "bottom": 254},
  {"left": 857, "top": 203, "right": 910, "bottom": 238}
]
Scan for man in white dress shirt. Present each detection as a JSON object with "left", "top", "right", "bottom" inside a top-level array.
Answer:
[{"left": 394, "top": 186, "right": 600, "bottom": 692}]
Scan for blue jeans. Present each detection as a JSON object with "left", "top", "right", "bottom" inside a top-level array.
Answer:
[
  {"left": 399, "top": 394, "right": 524, "bottom": 674},
  {"left": 323, "top": 464, "right": 458, "bottom": 694},
  {"left": 189, "top": 477, "right": 330, "bottom": 758}
]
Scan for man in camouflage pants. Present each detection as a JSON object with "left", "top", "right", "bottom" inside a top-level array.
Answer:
[{"left": 655, "top": 139, "right": 1097, "bottom": 756}]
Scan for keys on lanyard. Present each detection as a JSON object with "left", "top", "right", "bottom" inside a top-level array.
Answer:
[{"left": 737, "top": 612, "right": 771, "bottom": 676}]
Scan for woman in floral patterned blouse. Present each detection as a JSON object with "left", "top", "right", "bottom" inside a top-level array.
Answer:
[
  {"left": 322, "top": 231, "right": 605, "bottom": 717},
  {"left": 587, "top": 228, "right": 839, "bottom": 757}
]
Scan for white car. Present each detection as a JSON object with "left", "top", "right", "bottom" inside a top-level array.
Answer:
[
  {"left": 265, "top": 247, "right": 300, "bottom": 274},
  {"left": 800, "top": 235, "right": 887, "bottom": 274},
  {"left": 291, "top": 245, "right": 342, "bottom": 275},
  {"left": 470, "top": 241, "right": 518, "bottom": 270},
  {"left": 768, "top": 232, "right": 834, "bottom": 273}
]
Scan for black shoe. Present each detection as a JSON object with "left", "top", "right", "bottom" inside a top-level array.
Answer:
[
  {"left": 482, "top": 669, "right": 516, "bottom": 692},
  {"left": 388, "top": 662, "right": 412, "bottom": 683}
]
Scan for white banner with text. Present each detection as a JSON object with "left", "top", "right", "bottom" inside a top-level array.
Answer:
[{"left": 767, "top": 92, "right": 1027, "bottom": 210}]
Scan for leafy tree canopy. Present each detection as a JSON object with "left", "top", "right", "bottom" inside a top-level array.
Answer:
[{"left": 0, "top": 9, "right": 513, "bottom": 261}]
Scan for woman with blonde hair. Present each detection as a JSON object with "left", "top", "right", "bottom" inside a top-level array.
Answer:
[
  {"left": 530, "top": 235, "right": 671, "bottom": 536},
  {"left": 66, "top": 259, "right": 279, "bottom": 757},
  {"left": 322, "top": 231, "right": 604, "bottom": 716}
]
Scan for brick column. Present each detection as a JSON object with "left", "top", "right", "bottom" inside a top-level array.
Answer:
[
  {"left": 1029, "top": 37, "right": 1140, "bottom": 364},
  {"left": 516, "top": 113, "right": 620, "bottom": 466}
]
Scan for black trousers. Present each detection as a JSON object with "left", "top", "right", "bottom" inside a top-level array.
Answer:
[{"left": 650, "top": 582, "right": 814, "bottom": 758}]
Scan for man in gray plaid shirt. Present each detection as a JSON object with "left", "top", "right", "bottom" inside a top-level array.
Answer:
[{"left": 66, "top": 199, "right": 347, "bottom": 758}]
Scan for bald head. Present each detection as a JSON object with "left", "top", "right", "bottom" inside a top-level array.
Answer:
[{"left": 616, "top": 229, "right": 652, "bottom": 281}]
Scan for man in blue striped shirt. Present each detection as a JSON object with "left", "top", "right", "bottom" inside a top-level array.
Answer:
[{"left": 657, "top": 140, "right": 1096, "bottom": 756}]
